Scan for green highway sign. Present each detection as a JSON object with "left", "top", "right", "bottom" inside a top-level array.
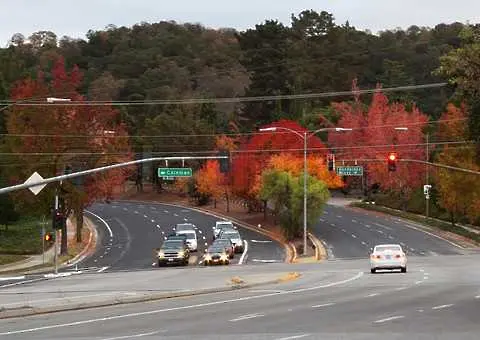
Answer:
[
  {"left": 158, "top": 168, "right": 193, "bottom": 178},
  {"left": 162, "top": 176, "right": 175, "bottom": 181},
  {"left": 336, "top": 166, "right": 364, "bottom": 176}
]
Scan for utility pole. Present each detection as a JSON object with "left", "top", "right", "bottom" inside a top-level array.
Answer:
[
  {"left": 303, "top": 131, "right": 308, "bottom": 256},
  {"left": 54, "top": 188, "right": 59, "bottom": 274},
  {"left": 425, "top": 132, "right": 430, "bottom": 219}
]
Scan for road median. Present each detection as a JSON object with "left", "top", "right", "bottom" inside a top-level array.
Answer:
[{"left": 0, "top": 271, "right": 300, "bottom": 319}]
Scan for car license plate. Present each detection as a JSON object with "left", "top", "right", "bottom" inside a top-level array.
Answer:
[
  {"left": 168, "top": 258, "right": 174, "bottom": 262},
  {"left": 386, "top": 255, "right": 391, "bottom": 260}
]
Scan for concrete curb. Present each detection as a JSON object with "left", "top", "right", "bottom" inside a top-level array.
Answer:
[
  {"left": 117, "top": 200, "right": 295, "bottom": 264},
  {"left": 0, "top": 277, "right": 289, "bottom": 319},
  {"left": 66, "top": 217, "right": 97, "bottom": 267},
  {"left": 308, "top": 232, "right": 327, "bottom": 261}
]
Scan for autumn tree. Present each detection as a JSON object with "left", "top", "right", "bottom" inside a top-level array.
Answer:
[
  {"left": 6, "top": 56, "right": 132, "bottom": 243},
  {"left": 195, "top": 160, "right": 226, "bottom": 208},
  {"left": 435, "top": 104, "right": 480, "bottom": 224},
  {"left": 328, "top": 87, "right": 428, "bottom": 204}
]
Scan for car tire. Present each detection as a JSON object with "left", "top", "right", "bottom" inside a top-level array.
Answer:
[
  {"left": 401, "top": 266, "right": 407, "bottom": 273},
  {"left": 204, "top": 261, "right": 209, "bottom": 266},
  {"left": 158, "top": 261, "right": 163, "bottom": 267},
  {"left": 371, "top": 268, "right": 376, "bottom": 274}
]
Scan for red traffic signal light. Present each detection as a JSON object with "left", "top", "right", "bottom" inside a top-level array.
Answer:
[
  {"left": 44, "top": 233, "right": 53, "bottom": 242},
  {"left": 387, "top": 152, "right": 398, "bottom": 172},
  {"left": 388, "top": 153, "right": 396, "bottom": 161}
]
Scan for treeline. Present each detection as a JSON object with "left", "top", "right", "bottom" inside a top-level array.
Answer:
[{"left": 0, "top": 10, "right": 470, "bottom": 142}]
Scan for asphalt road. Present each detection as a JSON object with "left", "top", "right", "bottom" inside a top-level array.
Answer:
[
  {"left": 78, "top": 200, "right": 284, "bottom": 272},
  {"left": 315, "top": 204, "right": 465, "bottom": 259},
  {"left": 0, "top": 254, "right": 478, "bottom": 339}
]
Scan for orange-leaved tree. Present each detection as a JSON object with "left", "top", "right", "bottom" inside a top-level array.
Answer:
[
  {"left": 435, "top": 103, "right": 480, "bottom": 224},
  {"left": 195, "top": 160, "right": 227, "bottom": 208}
]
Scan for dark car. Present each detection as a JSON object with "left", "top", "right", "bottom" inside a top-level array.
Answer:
[
  {"left": 204, "top": 245, "right": 230, "bottom": 266},
  {"left": 157, "top": 240, "right": 190, "bottom": 267},
  {"left": 212, "top": 238, "right": 234, "bottom": 259}
]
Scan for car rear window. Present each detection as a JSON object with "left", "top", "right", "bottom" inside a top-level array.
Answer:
[{"left": 375, "top": 245, "right": 401, "bottom": 252}]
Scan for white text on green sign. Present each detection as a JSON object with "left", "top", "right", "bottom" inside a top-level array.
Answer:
[
  {"left": 336, "top": 166, "right": 364, "bottom": 176},
  {"left": 158, "top": 168, "right": 193, "bottom": 177}
]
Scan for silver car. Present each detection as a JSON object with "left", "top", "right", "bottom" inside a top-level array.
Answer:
[{"left": 218, "top": 229, "right": 244, "bottom": 253}]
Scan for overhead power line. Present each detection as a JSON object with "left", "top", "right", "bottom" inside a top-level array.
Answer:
[{"left": 2, "top": 82, "right": 448, "bottom": 106}]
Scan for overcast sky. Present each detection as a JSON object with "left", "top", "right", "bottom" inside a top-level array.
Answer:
[{"left": 0, "top": 0, "right": 479, "bottom": 45}]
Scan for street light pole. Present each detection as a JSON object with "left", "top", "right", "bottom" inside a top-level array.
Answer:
[
  {"left": 260, "top": 126, "right": 352, "bottom": 256},
  {"left": 425, "top": 132, "right": 430, "bottom": 219},
  {"left": 303, "top": 131, "right": 308, "bottom": 255}
]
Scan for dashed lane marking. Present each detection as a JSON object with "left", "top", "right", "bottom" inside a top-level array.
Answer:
[
  {"left": 134, "top": 211, "right": 139, "bottom": 214},
  {"left": 341, "top": 229, "right": 346, "bottom": 232},
  {"left": 351, "top": 234, "right": 357, "bottom": 239},
  {"left": 374, "top": 315, "right": 405, "bottom": 324},
  {"left": 366, "top": 293, "right": 379, "bottom": 297},
  {"left": 432, "top": 304, "right": 453, "bottom": 310},
  {"left": 174, "top": 213, "right": 179, "bottom": 217},
  {"left": 164, "top": 210, "right": 169, "bottom": 213},
  {"left": 352, "top": 219, "right": 357, "bottom": 223},
  {"left": 184, "top": 218, "right": 188, "bottom": 222},
  {"left": 229, "top": 313, "right": 264, "bottom": 322},
  {"left": 336, "top": 215, "right": 342, "bottom": 218},
  {"left": 311, "top": 303, "right": 335, "bottom": 308},
  {"left": 276, "top": 334, "right": 310, "bottom": 340}
]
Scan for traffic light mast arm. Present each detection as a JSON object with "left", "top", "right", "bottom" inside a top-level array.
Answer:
[{"left": 0, "top": 156, "right": 228, "bottom": 195}]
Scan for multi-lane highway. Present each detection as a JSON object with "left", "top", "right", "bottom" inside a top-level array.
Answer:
[
  {"left": 79, "top": 200, "right": 285, "bottom": 272},
  {"left": 315, "top": 203, "right": 465, "bottom": 259},
  {"left": 0, "top": 254, "right": 478, "bottom": 339}
]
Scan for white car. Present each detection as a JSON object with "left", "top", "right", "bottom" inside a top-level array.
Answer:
[
  {"left": 370, "top": 244, "right": 407, "bottom": 273},
  {"left": 218, "top": 229, "right": 244, "bottom": 253},
  {"left": 213, "top": 221, "right": 236, "bottom": 240},
  {"left": 176, "top": 230, "right": 198, "bottom": 252}
]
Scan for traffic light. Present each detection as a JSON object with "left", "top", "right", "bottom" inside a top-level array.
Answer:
[
  {"left": 219, "top": 150, "right": 230, "bottom": 173},
  {"left": 53, "top": 210, "right": 65, "bottom": 230},
  {"left": 44, "top": 232, "right": 54, "bottom": 242},
  {"left": 388, "top": 152, "right": 398, "bottom": 172},
  {"left": 327, "top": 154, "right": 335, "bottom": 172}
]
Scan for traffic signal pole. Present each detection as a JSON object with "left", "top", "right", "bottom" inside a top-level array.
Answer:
[{"left": 54, "top": 187, "right": 59, "bottom": 275}]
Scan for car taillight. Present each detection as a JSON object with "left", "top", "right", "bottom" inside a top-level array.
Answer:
[
  {"left": 376, "top": 255, "right": 382, "bottom": 259},
  {"left": 395, "top": 254, "right": 401, "bottom": 258}
]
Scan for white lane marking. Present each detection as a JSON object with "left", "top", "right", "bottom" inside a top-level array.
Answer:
[
  {"left": 164, "top": 210, "right": 169, "bottom": 213},
  {"left": 351, "top": 234, "right": 357, "bottom": 239},
  {"left": 374, "top": 315, "right": 405, "bottom": 324},
  {"left": 122, "top": 208, "right": 128, "bottom": 211},
  {"left": 198, "top": 230, "right": 202, "bottom": 234},
  {"left": 330, "top": 223, "right": 336, "bottom": 227},
  {"left": 395, "top": 287, "right": 408, "bottom": 291},
  {"left": 0, "top": 272, "right": 364, "bottom": 336},
  {"left": 388, "top": 235, "right": 394, "bottom": 240},
  {"left": 134, "top": 210, "right": 139, "bottom": 214},
  {"left": 252, "top": 259, "right": 279, "bottom": 263},
  {"left": 352, "top": 219, "right": 357, "bottom": 223},
  {"left": 324, "top": 211, "right": 328, "bottom": 214},
  {"left": 238, "top": 240, "right": 248, "bottom": 265},
  {"left": 202, "top": 236, "right": 206, "bottom": 240},
  {"left": 251, "top": 240, "right": 272, "bottom": 243},
  {"left": 151, "top": 207, "right": 156, "bottom": 210},
  {"left": 376, "top": 230, "right": 384, "bottom": 234},
  {"left": 432, "top": 304, "right": 453, "bottom": 310},
  {"left": 164, "top": 237, "right": 167, "bottom": 240},
  {"left": 319, "top": 218, "right": 325, "bottom": 222},
  {"left": 420, "top": 269, "right": 425, "bottom": 272},
  {"left": 336, "top": 215, "right": 342, "bottom": 218},
  {"left": 402, "top": 221, "right": 464, "bottom": 249},
  {"left": 173, "top": 213, "right": 179, "bottom": 217},
  {"left": 276, "top": 334, "right": 310, "bottom": 340},
  {"left": 85, "top": 210, "right": 113, "bottom": 238},
  {"left": 101, "top": 330, "right": 161, "bottom": 340},
  {"left": 151, "top": 219, "right": 155, "bottom": 223},
  {"left": 204, "top": 242, "right": 208, "bottom": 246},
  {"left": 341, "top": 229, "right": 346, "bottom": 232},
  {"left": 0, "top": 277, "right": 45, "bottom": 289},
  {"left": 374, "top": 223, "right": 392, "bottom": 230},
  {"left": 229, "top": 313, "right": 264, "bottom": 322},
  {"left": 311, "top": 303, "right": 335, "bottom": 308},
  {"left": 249, "top": 289, "right": 285, "bottom": 294},
  {"left": 0, "top": 276, "right": 25, "bottom": 281},
  {"left": 151, "top": 262, "right": 156, "bottom": 267},
  {"left": 366, "top": 293, "right": 379, "bottom": 297},
  {"left": 364, "top": 224, "right": 371, "bottom": 229},
  {"left": 156, "top": 225, "right": 161, "bottom": 229},
  {"left": 183, "top": 218, "right": 188, "bottom": 222},
  {"left": 143, "top": 214, "right": 148, "bottom": 218},
  {"left": 415, "top": 280, "right": 423, "bottom": 284},
  {"left": 475, "top": 295, "right": 480, "bottom": 299},
  {"left": 97, "top": 266, "right": 109, "bottom": 273},
  {"left": 361, "top": 241, "right": 367, "bottom": 246},
  {"left": 161, "top": 231, "right": 165, "bottom": 234},
  {"left": 417, "top": 309, "right": 424, "bottom": 312}
]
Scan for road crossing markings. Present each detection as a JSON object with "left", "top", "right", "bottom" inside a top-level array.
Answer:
[{"left": 374, "top": 315, "right": 405, "bottom": 324}]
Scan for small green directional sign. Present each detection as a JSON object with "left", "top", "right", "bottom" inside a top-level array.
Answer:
[
  {"left": 158, "top": 168, "right": 193, "bottom": 178},
  {"left": 336, "top": 166, "right": 363, "bottom": 176}
]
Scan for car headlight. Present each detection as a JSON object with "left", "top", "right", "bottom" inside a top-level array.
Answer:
[
  {"left": 205, "top": 254, "right": 212, "bottom": 261},
  {"left": 220, "top": 254, "right": 228, "bottom": 261},
  {"left": 158, "top": 251, "right": 165, "bottom": 258},
  {"left": 178, "top": 251, "right": 184, "bottom": 257}
]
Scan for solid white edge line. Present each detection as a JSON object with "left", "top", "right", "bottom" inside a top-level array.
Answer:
[
  {"left": 229, "top": 313, "right": 264, "bottom": 322},
  {"left": 101, "top": 330, "right": 161, "bottom": 340},
  {"left": 0, "top": 271, "right": 364, "bottom": 336},
  {"left": 238, "top": 240, "right": 248, "bottom": 265},
  {"left": 85, "top": 210, "right": 113, "bottom": 238},
  {"left": 475, "top": 295, "right": 480, "bottom": 299},
  {"left": 0, "top": 276, "right": 25, "bottom": 281},
  {"left": 0, "top": 278, "right": 46, "bottom": 289},
  {"left": 374, "top": 315, "right": 405, "bottom": 323}
]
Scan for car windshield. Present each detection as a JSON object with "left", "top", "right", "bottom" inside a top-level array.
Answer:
[
  {"left": 214, "top": 239, "right": 231, "bottom": 245},
  {"left": 217, "top": 223, "right": 233, "bottom": 228},
  {"left": 375, "top": 245, "right": 402, "bottom": 252},
  {"left": 162, "top": 241, "right": 183, "bottom": 249}
]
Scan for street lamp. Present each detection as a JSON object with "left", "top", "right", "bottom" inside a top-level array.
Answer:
[{"left": 259, "top": 126, "right": 352, "bottom": 256}]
